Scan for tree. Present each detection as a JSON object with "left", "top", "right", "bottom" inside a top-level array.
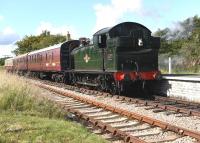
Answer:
[
  {"left": 154, "top": 15, "right": 200, "bottom": 72},
  {"left": 0, "top": 58, "right": 5, "bottom": 66},
  {"left": 154, "top": 28, "right": 182, "bottom": 55},
  {"left": 13, "top": 31, "right": 66, "bottom": 55},
  {"left": 0, "top": 57, "right": 11, "bottom": 66},
  {"left": 181, "top": 16, "right": 200, "bottom": 68},
  {"left": 154, "top": 15, "right": 200, "bottom": 54}
]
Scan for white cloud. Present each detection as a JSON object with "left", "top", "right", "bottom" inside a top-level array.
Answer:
[
  {"left": 2, "top": 27, "right": 15, "bottom": 35},
  {"left": 0, "top": 44, "right": 17, "bottom": 58},
  {"left": 0, "top": 26, "right": 20, "bottom": 45},
  {"left": 93, "top": 0, "right": 142, "bottom": 32},
  {"left": 139, "top": 9, "right": 161, "bottom": 20},
  {"left": 36, "top": 21, "right": 78, "bottom": 39},
  {"left": 0, "top": 26, "right": 19, "bottom": 58}
]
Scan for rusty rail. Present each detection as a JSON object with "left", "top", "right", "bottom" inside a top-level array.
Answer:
[
  {"left": 35, "top": 82, "right": 200, "bottom": 142},
  {"left": 77, "top": 87, "right": 200, "bottom": 117},
  {"left": 107, "top": 95, "right": 200, "bottom": 117},
  {"left": 67, "top": 108, "right": 146, "bottom": 143}
]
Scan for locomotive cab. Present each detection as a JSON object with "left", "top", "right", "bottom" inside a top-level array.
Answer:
[
  {"left": 98, "top": 34, "right": 107, "bottom": 48},
  {"left": 93, "top": 28, "right": 109, "bottom": 49},
  {"left": 93, "top": 22, "right": 161, "bottom": 88},
  {"left": 72, "top": 22, "right": 160, "bottom": 95}
]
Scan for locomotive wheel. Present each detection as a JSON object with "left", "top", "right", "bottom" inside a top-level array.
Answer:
[
  {"left": 39, "top": 73, "right": 44, "bottom": 79},
  {"left": 96, "top": 75, "right": 106, "bottom": 91},
  {"left": 141, "top": 81, "right": 155, "bottom": 99},
  {"left": 109, "top": 81, "right": 121, "bottom": 95}
]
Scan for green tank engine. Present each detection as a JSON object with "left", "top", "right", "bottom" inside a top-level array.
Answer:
[{"left": 70, "top": 22, "right": 160, "bottom": 94}]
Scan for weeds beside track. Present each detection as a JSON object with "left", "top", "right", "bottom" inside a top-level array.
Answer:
[{"left": 0, "top": 71, "right": 108, "bottom": 143}]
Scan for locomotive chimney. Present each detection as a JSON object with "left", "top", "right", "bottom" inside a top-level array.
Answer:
[{"left": 66, "top": 31, "right": 71, "bottom": 41}]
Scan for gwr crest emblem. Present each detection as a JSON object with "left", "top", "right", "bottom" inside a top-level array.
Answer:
[{"left": 84, "top": 54, "right": 90, "bottom": 63}]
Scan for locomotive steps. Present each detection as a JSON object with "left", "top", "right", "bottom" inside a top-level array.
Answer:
[{"left": 29, "top": 79, "right": 200, "bottom": 143}]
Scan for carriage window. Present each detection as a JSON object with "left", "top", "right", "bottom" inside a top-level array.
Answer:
[{"left": 49, "top": 54, "right": 51, "bottom": 61}]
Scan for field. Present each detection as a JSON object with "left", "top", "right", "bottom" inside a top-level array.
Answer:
[{"left": 0, "top": 70, "right": 107, "bottom": 143}]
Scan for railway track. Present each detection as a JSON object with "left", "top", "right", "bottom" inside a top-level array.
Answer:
[
  {"left": 100, "top": 93, "right": 200, "bottom": 117},
  {"left": 40, "top": 79, "right": 200, "bottom": 118},
  {"left": 30, "top": 79, "right": 200, "bottom": 143},
  {"left": 154, "top": 96, "right": 200, "bottom": 116}
]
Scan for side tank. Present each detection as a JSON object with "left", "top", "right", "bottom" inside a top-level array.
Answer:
[{"left": 71, "top": 40, "right": 103, "bottom": 71}]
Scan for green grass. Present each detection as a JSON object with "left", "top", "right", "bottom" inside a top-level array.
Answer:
[
  {"left": 0, "top": 66, "right": 4, "bottom": 71},
  {"left": 0, "top": 71, "right": 108, "bottom": 143},
  {"left": 0, "top": 112, "right": 107, "bottom": 143}
]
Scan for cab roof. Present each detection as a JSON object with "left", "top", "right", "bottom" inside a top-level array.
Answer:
[{"left": 93, "top": 22, "right": 151, "bottom": 37}]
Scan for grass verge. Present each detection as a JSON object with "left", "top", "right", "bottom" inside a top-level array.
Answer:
[{"left": 0, "top": 71, "right": 107, "bottom": 143}]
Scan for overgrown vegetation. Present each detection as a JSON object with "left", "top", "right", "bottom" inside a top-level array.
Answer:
[
  {"left": 0, "top": 71, "right": 64, "bottom": 118},
  {"left": 0, "top": 71, "right": 107, "bottom": 143},
  {"left": 0, "top": 57, "right": 11, "bottom": 66},
  {"left": 13, "top": 30, "right": 66, "bottom": 55},
  {"left": 154, "top": 15, "right": 200, "bottom": 72},
  {"left": 0, "top": 66, "right": 4, "bottom": 70}
]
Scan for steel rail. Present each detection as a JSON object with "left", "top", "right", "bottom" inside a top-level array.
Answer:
[
  {"left": 66, "top": 108, "right": 147, "bottom": 143},
  {"left": 34, "top": 82, "right": 200, "bottom": 141},
  {"left": 76, "top": 87, "right": 200, "bottom": 117},
  {"left": 108, "top": 95, "right": 200, "bottom": 117},
  {"left": 155, "top": 96, "right": 200, "bottom": 107}
]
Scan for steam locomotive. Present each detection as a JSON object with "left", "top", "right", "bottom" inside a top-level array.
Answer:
[{"left": 5, "top": 22, "right": 160, "bottom": 95}]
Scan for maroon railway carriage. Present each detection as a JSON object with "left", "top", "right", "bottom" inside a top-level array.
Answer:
[
  {"left": 4, "top": 58, "right": 14, "bottom": 72},
  {"left": 4, "top": 40, "right": 80, "bottom": 81},
  {"left": 28, "top": 43, "right": 62, "bottom": 72},
  {"left": 27, "top": 40, "right": 80, "bottom": 80},
  {"left": 13, "top": 54, "right": 28, "bottom": 73}
]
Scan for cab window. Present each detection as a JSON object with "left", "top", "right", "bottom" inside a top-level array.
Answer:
[{"left": 98, "top": 34, "right": 107, "bottom": 48}]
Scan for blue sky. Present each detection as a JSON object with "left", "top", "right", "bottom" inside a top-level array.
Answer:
[{"left": 1, "top": 0, "right": 200, "bottom": 57}]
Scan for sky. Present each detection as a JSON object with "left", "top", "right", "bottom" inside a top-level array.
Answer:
[{"left": 1, "top": 0, "right": 200, "bottom": 58}]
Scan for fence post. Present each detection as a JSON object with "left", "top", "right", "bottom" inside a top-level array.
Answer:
[{"left": 169, "top": 57, "right": 171, "bottom": 74}]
